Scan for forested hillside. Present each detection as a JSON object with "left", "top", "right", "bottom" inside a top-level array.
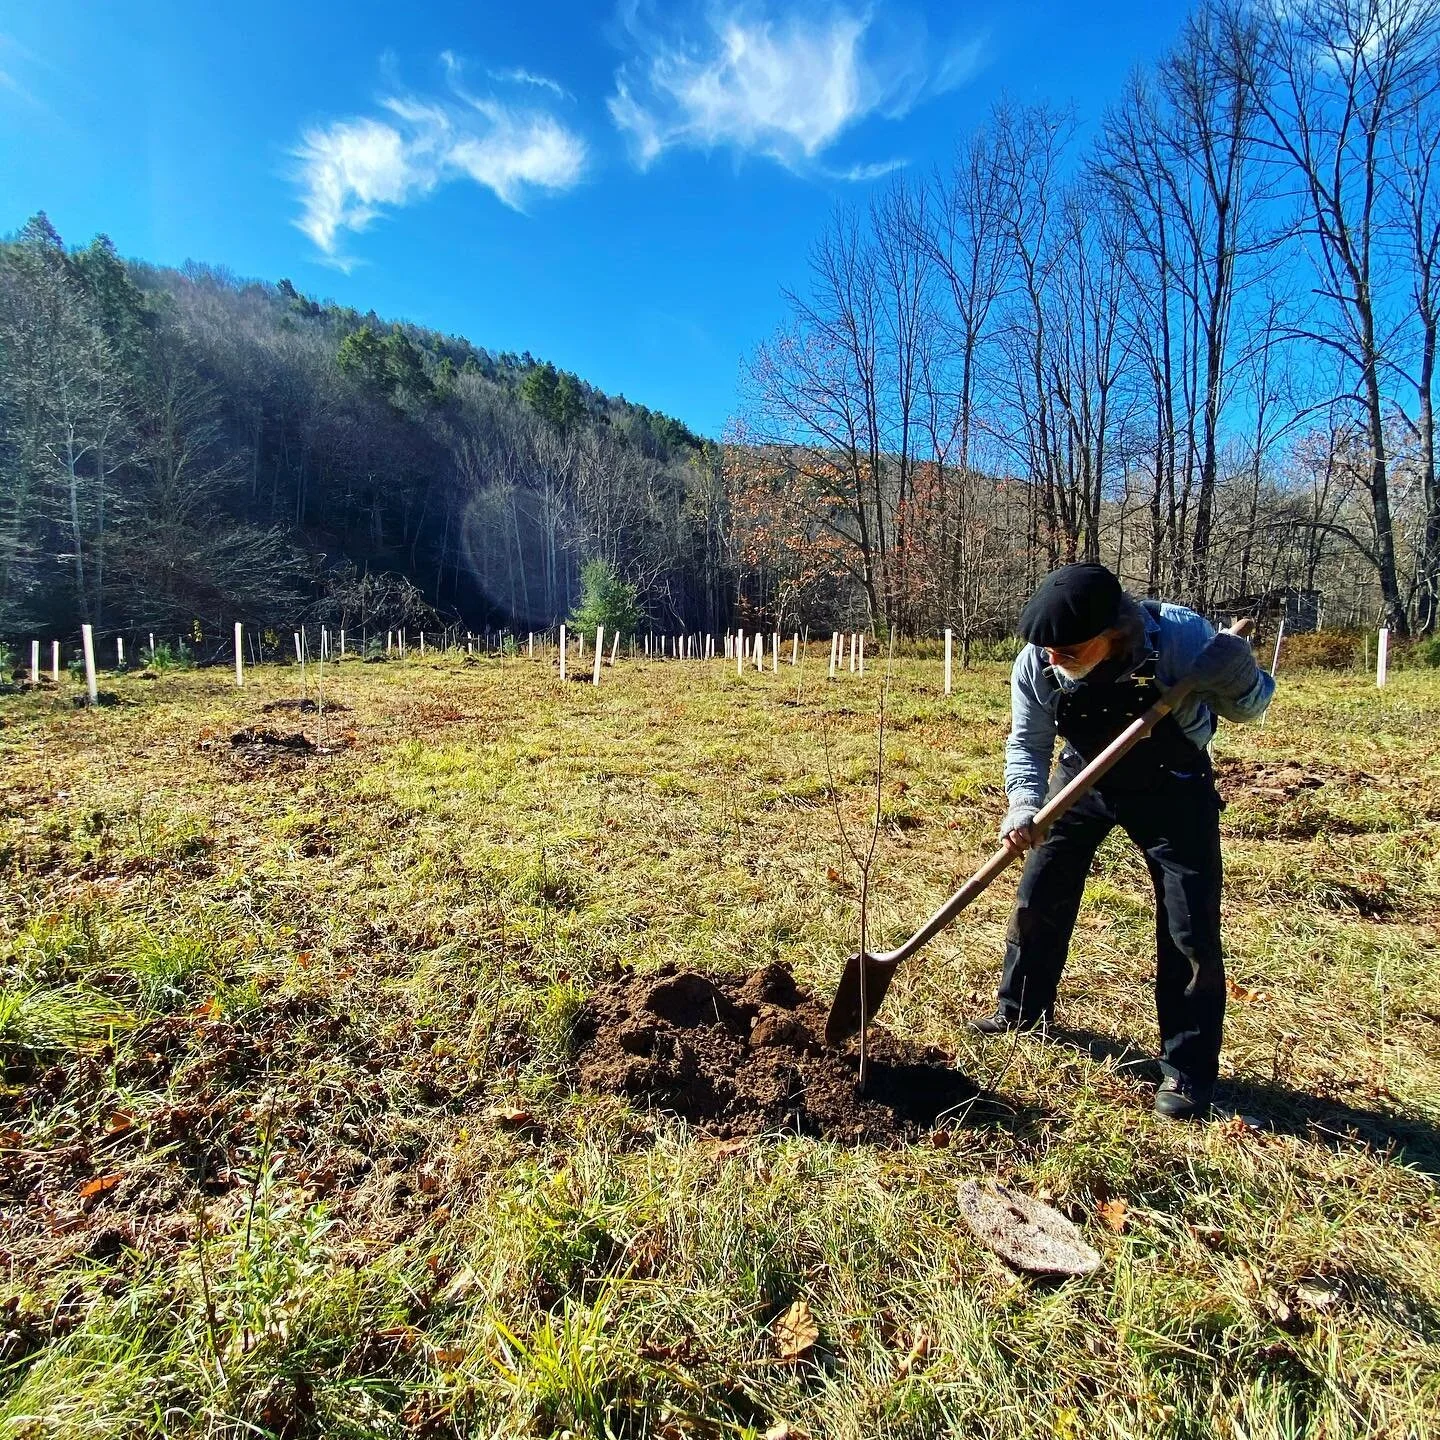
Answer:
[{"left": 0, "top": 214, "right": 718, "bottom": 650}]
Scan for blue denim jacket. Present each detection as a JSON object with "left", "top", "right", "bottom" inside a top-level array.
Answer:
[{"left": 1004, "top": 601, "right": 1275, "bottom": 812}]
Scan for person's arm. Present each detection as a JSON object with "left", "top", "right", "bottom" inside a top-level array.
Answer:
[
  {"left": 1161, "top": 607, "right": 1275, "bottom": 726},
  {"left": 1208, "top": 661, "right": 1275, "bottom": 723},
  {"left": 1185, "top": 618, "right": 1275, "bottom": 723},
  {"left": 1002, "top": 649, "right": 1056, "bottom": 846}
]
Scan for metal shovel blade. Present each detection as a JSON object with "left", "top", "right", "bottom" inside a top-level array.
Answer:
[{"left": 824, "top": 950, "right": 901, "bottom": 1047}]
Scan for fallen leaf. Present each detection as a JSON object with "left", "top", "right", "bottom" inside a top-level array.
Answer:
[
  {"left": 1098, "top": 1198, "right": 1129, "bottom": 1233},
  {"left": 1262, "top": 1287, "right": 1309, "bottom": 1334},
  {"left": 0, "top": 1129, "right": 23, "bottom": 1150},
  {"left": 485, "top": 1105, "right": 533, "bottom": 1128},
  {"left": 78, "top": 1174, "right": 122, "bottom": 1199},
  {"left": 1296, "top": 1278, "right": 1341, "bottom": 1311},
  {"left": 433, "top": 1346, "right": 467, "bottom": 1366},
  {"left": 439, "top": 1264, "right": 480, "bottom": 1303},
  {"left": 196, "top": 997, "right": 221, "bottom": 1019},
  {"left": 825, "top": 866, "right": 847, "bottom": 889},
  {"left": 104, "top": 1112, "right": 134, "bottom": 1135},
  {"left": 1227, "top": 980, "right": 1271, "bottom": 1003},
  {"left": 773, "top": 1299, "right": 819, "bottom": 1360},
  {"left": 896, "top": 1324, "right": 932, "bottom": 1376},
  {"left": 700, "top": 1137, "right": 749, "bottom": 1159}
]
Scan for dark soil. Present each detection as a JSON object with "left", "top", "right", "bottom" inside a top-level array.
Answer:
[
  {"left": 572, "top": 962, "right": 978, "bottom": 1143},
  {"left": 260, "top": 698, "right": 351, "bottom": 714},
  {"left": 229, "top": 727, "right": 314, "bottom": 751},
  {"left": 1215, "top": 756, "right": 1379, "bottom": 801}
]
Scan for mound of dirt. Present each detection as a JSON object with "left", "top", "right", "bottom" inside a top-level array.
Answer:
[
  {"left": 261, "top": 697, "right": 350, "bottom": 714},
  {"left": 1215, "top": 757, "right": 1380, "bottom": 800},
  {"left": 230, "top": 726, "right": 314, "bottom": 751},
  {"left": 572, "top": 962, "right": 977, "bottom": 1143}
]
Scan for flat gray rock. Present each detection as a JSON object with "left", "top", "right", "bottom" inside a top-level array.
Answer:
[{"left": 958, "top": 1180, "right": 1102, "bottom": 1276}]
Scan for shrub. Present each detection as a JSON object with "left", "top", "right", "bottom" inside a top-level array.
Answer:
[
  {"left": 151, "top": 641, "right": 193, "bottom": 671},
  {"left": 1275, "top": 630, "right": 1359, "bottom": 670},
  {"left": 1406, "top": 634, "right": 1440, "bottom": 668},
  {"left": 567, "top": 559, "right": 642, "bottom": 644}
]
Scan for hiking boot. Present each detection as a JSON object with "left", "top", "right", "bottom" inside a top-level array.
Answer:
[
  {"left": 1153, "top": 1075, "right": 1214, "bottom": 1121},
  {"left": 969, "top": 1008, "right": 1050, "bottom": 1037}
]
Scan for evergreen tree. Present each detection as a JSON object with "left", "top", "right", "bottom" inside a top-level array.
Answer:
[{"left": 567, "top": 558, "right": 642, "bottom": 643}]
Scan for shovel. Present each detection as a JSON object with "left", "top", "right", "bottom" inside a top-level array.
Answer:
[{"left": 824, "top": 618, "right": 1255, "bottom": 1048}]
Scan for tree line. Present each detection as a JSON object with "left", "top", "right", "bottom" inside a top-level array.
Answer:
[
  {"left": 736, "top": 0, "right": 1440, "bottom": 639},
  {"left": 0, "top": 216, "right": 722, "bottom": 652}
]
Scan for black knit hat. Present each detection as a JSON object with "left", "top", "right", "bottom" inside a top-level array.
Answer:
[{"left": 1017, "top": 563, "right": 1124, "bottom": 648}]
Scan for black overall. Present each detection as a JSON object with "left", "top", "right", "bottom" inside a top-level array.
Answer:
[{"left": 997, "top": 607, "right": 1227, "bottom": 1086}]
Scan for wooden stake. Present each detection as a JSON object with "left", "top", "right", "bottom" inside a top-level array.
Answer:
[
  {"left": 593, "top": 626, "right": 604, "bottom": 685},
  {"left": 944, "top": 628, "right": 953, "bottom": 695},
  {"left": 81, "top": 624, "right": 97, "bottom": 706},
  {"left": 235, "top": 622, "right": 244, "bottom": 687},
  {"left": 1259, "top": 620, "right": 1283, "bottom": 729}
]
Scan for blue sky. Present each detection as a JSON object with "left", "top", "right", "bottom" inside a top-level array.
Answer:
[{"left": 1, "top": 1, "right": 1188, "bottom": 436}]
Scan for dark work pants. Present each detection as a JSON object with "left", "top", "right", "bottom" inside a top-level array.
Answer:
[{"left": 997, "top": 757, "right": 1226, "bottom": 1086}]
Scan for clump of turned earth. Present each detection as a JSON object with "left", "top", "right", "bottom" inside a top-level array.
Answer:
[{"left": 572, "top": 962, "right": 977, "bottom": 1143}]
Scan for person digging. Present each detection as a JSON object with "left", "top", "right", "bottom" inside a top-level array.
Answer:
[{"left": 971, "top": 562, "right": 1275, "bottom": 1121}]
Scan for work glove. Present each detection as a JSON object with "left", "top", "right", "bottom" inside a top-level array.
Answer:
[
  {"left": 1187, "top": 631, "right": 1259, "bottom": 703},
  {"left": 1000, "top": 803, "right": 1039, "bottom": 853}
]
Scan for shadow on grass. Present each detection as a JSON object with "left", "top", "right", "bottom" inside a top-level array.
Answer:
[{"left": 1052, "top": 1025, "right": 1440, "bottom": 1179}]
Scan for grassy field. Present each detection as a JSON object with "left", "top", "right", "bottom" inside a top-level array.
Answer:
[{"left": 2, "top": 644, "right": 1438, "bottom": 1439}]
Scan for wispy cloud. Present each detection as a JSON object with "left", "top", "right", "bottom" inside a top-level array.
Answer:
[
  {"left": 607, "top": 2, "right": 987, "bottom": 178},
  {"left": 819, "top": 157, "right": 910, "bottom": 183},
  {"left": 490, "top": 66, "right": 572, "bottom": 99},
  {"left": 0, "top": 32, "right": 47, "bottom": 109},
  {"left": 293, "top": 57, "right": 587, "bottom": 268}
]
